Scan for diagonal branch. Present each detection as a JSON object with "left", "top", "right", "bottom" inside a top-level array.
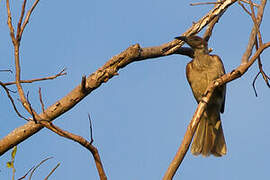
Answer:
[
  {"left": 39, "top": 120, "right": 107, "bottom": 180},
  {"left": 44, "top": 163, "right": 61, "bottom": 180},
  {"left": 0, "top": 0, "right": 239, "bottom": 156},
  {"left": 0, "top": 81, "right": 28, "bottom": 120}
]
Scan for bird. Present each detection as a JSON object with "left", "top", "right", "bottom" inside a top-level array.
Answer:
[{"left": 175, "top": 35, "right": 227, "bottom": 157}]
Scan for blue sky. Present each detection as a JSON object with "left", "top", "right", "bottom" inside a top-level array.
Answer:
[{"left": 1, "top": 0, "right": 270, "bottom": 179}]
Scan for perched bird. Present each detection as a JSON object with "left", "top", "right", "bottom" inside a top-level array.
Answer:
[{"left": 175, "top": 36, "right": 227, "bottom": 157}]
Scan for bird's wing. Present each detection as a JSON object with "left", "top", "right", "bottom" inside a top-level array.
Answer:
[{"left": 211, "top": 55, "right": 226, "bottom": 113}]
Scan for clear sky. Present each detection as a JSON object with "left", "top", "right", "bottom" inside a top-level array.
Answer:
[{"left": 1, "top": 0, "right": 270, "bottom": 179}]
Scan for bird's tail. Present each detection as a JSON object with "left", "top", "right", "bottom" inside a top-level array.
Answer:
[{"left": 191, "top": 111, "right": 227, "bottom": 157}]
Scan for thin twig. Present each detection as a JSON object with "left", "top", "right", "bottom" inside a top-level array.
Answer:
[
  {"left": 0, "top": 81, "right": 28, "bottom": 120},
  {"left": 39, "top": 88, "right": 45, "bottom": 113},
  {"left": 0, "top": 69, "right": 13, "bottom": 73},
  {"left": 28, "top": 157, "right": 53, "bottom": 180},
  {"left": 6, "top": 0, "right": 16, "bottom": 44},
  {"left": 88, "top": 114, "right": 94, "bottom": 144},
  {"left": 44, "top": 163, "right": 60, "bottom": 180},
  {"left": 255, "top": 39, "right": 270, "bottom": 88},
  {"left": 4, "top": 68, "right": 67, "bottom": 86},
  {"left": 238, "top": 0, "right": 252, "bottom": 16},
  {"left": 190, "top": 1, "right": 222, "bottom": 6},
  {"left": 240, "top": 0, "right": 259, "bottom": 7},
  {"left": 19, "top": 0, "right": 40, "bottom": 38},
  {"left": 39, "top": 114, "right": 107, "bottom": 180},
  {"left": 39, "top": 120, "right": 107, "bottom": 180},
  {"left": 17, "top": 166, "right": 35, "bottom": 180},
  {"left": 249, "top": 0, "right": 263, "bottom": 45},
  {"left": 240, "top": 0, "right": 266, "bottom": 63},
  {"left": 6, "top": 0, "right": 41, "bottom": 119},
  {"left": 16, "top": 0, "right": 27, "bottom": 41},
  {"left": 252, "top": 71, "right": 260, "bottom": 97}
]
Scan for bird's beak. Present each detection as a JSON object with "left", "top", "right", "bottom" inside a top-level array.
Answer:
[{"left": 175, "top": 36, "right": 187, "bottom": 42}]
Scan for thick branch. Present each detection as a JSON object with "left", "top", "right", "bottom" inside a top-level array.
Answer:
[{"left": 0, "top": 0, "right": 237, "bottom": 156}]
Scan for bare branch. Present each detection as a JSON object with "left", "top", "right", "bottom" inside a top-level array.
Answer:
[
  {"left": 252, "top": 71, "right": 260, "bottom": 97},
  {"left": 0, "top": 69, "right": 13, "bottom": 73},
  {"left": 17, "top": 166, "right": 34, "bottom": 180},
  {"left": 0, "top": 81, "right": 28, "bottom": 120},
  {"left": 88, "top": 113, "right": 94, "bottom": 144},
  {"left": 240, "top": 0, "right": 259, "bottom": 7},
  {"left": 16, "top": 0, "right": 27, "bottom": 41},
  {"left": 4, "top": 68, "right": 67, "bottom": 86},
  {"left": 38, "top": 88, "right": 45, "bottom": 113},
  {"left": 5, "top": 0, "right": 41, "bottom": 119},
  {"left": 255, "top": 39, "right": 270, "bottom": 88},
  {"left": 241, "top": 0, "right": 267, "bottom": 63},
  {"left": 164, "top": 0, "right": 237, "bottom": 55},
  {"left": 249, "top": 0, "right": 263, "bottom": 46},
  {"left": 19, "top": 0, "right": 40, "bottom": 39},
  {"left": 6, "top": 0, "right": 16, "bottom": 44},
  {"left": 44, "top": 163, "right": 60, "bottom": 180},
  {"left": 238, "top": 0, "right": 252, "bottom": 16},
  {"left": 40, "top": 120, "right": 107, "bottom": 180},
  {"left": 190, "top": 1, "right": 222, "bottom": 6},
  {"left": 28, "top": 157, "right": 53, "bottom": 180}
]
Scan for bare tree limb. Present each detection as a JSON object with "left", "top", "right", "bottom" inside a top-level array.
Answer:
[
  {"left": 240, "top": 0, "right": 266, "bottom": 63},
  {"left": 190, "top": 1, "right": 222, "bottom": 6},
  {"left": 19, "top": 0, "right": 40, "bottom": 40},
  {"left": 6, "top": 0, "right": 16, "bottom": 44},
  {"left": 44, "top": 163, "right": 60, "bottom": 180},
  {"left": 39, "top": 120, "right": 107, "bottom": 180},
  {"left": 6, "top": 0, "right": 41, "bottom": 119},
  {"left": 240, "top": 0, "right": 259, "bottom": 7},
  {"left": 38, "top": 88, "right": 45, "bottom": 113},
  {"left": 16, "top": 0, "right": 27, "bottom": 41},
  {"left": 252, "top": 71, "right": 260, "bottom": 97},
  {"left": 28, "top": 157, "right": 53, "bottom": 180},
  {"left": 239, "top": 0, "right": 269, "bottom": 95},
  {"left": 0, "top": 69, "right": 13, "bottom": 73},
  {"left": 17, "top": 166, "right": 34, "bottom": 180},
  {"left": 0, "top": 0, "right": 238, "bottom": 156},
  {"left": 0, "top": 81, "right": 28, "bottom": 120},
  {"left": 3, "top": 68, "right": 67, "bottom": 86}
]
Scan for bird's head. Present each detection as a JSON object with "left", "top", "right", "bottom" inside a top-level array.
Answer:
[{"left": 175, "top": 36, "right": 208, "bottom": 51}]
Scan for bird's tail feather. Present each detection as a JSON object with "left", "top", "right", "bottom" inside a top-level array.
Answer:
[{"left": 191, "top": 111, "right": 227, "bottom": 157}]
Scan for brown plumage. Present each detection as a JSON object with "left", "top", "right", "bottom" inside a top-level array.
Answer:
[{"left": 176, "top": 36, "right": 227, "bottom": 157}]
